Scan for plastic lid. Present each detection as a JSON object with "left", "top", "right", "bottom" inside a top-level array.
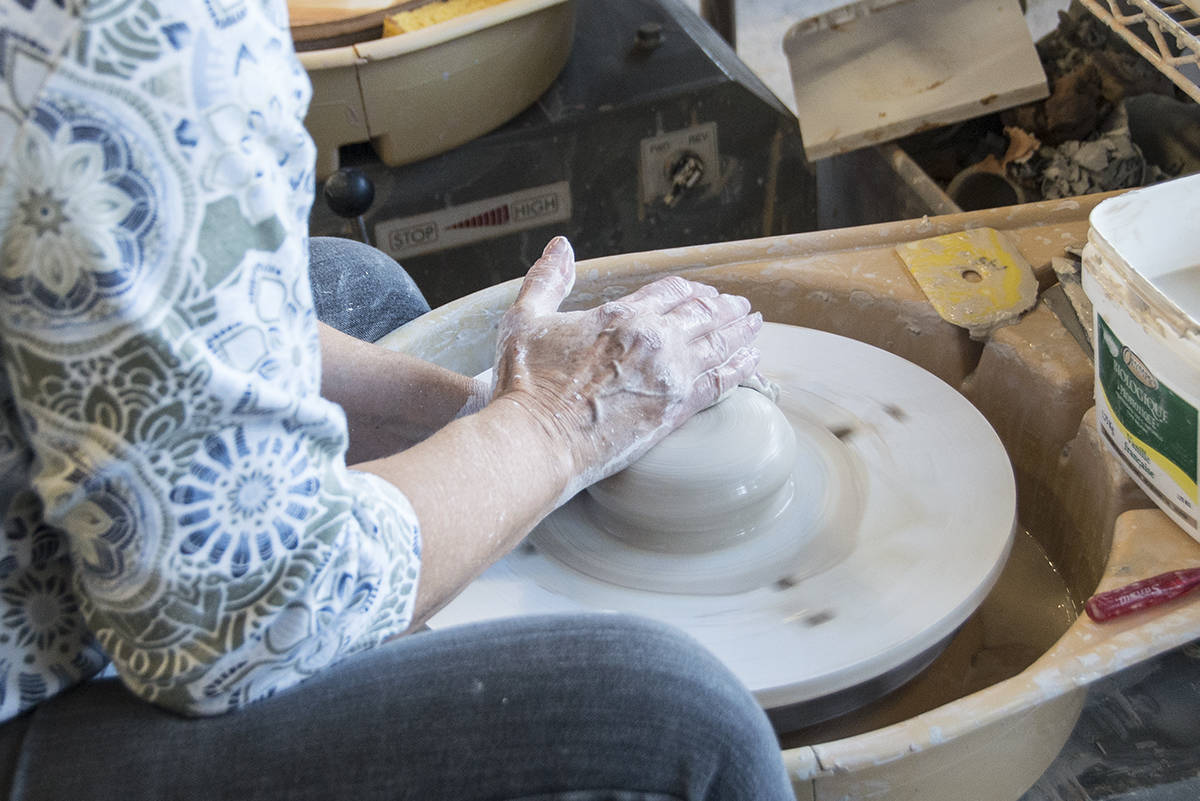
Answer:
[{"left": 1090, "top": 174, "right": 1200, "bottom": 322}]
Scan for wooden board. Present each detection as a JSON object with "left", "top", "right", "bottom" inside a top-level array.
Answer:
[
  {"left": 704, "top": 0, "right": 912, "bottom": 115},
  {"left": 288, "top": 0, "right": 425, "bottom": 42},
  {"left": 785, "top": 0, "right": 1048, "bottom": 161},
  {"left": 289, "top": 0, "right": 401, "bottom": 27}
]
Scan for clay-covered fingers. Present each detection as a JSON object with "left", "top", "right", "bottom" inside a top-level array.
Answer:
[
  {"left": 509, "top": 236, "right": 576, "bottom": 319},
  {"left": 617, "top": 275, "right": 718, "bottom": 315},
  {"left": 693, "top": 345, "right": 762, "bottom": 407},
  {"left": 666, "top": 292, "right": 754, "bottom": 340},
  {"left": 621, "top": 277, "right": 753, "bottom": 336},
  {"left": 690, "top": 308, "right": 763, "bottom": 361},
  {"left": 604, "top": 277, "right": 757, "bottom": 341},
  {"left": 686, "top": 309, "right": 763, "bottom": 407}
]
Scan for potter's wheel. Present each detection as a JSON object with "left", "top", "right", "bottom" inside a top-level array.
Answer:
[{"left": 430, "top": 323, "right": 1016, "bottom": 721}]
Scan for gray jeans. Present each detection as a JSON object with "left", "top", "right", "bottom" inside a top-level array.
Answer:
[
  {"left": 0, "top": 614, "right": 791, "bottom": 800},
  {"left": 308, "top": 235, "right": 431, "bottom": 342}
]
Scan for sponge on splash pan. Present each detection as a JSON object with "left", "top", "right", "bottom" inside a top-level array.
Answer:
[{"left": 382, "top": 0, "right": 514, "bottom": 35}]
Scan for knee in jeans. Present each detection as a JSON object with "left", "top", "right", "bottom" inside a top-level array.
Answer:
[
  {"left": 308, "top": 236, "right": 430, "bottom": 340},
  {"left": 577, "top": 614, "right": 787, "bottom": 795},
  {"left": 577, "top": 614, "right": 769, "bottom": 729}
]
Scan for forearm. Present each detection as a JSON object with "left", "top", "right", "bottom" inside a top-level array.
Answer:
[
  {"left": 318, "top": 321, "right": 487, "bottom": 461},
  {"left": 353, "top": 397, "right": 570, "bottom": 627}
]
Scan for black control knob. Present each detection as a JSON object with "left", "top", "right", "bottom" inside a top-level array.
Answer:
[
  {"left": 323, "top": 168, "right": 375, "bottom": 220},
  {"left": 635, "top": 22, "right": 663, "bottom": 51},
  {"left": 323, "top": 167, "right": 375, "bottom": 244}
]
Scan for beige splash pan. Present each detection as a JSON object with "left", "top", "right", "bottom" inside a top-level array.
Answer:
[
  {"left": 377, "top": 194, "right": 1200, "bottom": 801},
  {"left": 296, "top": 0, "right": 575, "bottom": 180}
]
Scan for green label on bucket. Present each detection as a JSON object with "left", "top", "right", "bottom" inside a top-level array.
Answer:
[{"left": 1097, "top": 315, "right": 1198, "bottom": 492}]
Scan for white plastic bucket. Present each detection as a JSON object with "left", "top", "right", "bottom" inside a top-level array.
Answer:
[{"left": 1082, "top": 173, "right": 1200, "bottom": 542}]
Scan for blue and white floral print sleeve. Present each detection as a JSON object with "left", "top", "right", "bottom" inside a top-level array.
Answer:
[{"left": 0, "top": 0, "right": 421, "bottom": 720}]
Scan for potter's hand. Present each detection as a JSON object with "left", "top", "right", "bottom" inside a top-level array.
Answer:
[{"left": 493, "top": 236, "right": 763, "bottom": 501}]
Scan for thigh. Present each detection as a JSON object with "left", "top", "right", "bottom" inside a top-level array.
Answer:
[
  {"left": 7, "top": 614, "right": 790, "bottom": 801},
  {"left": 308, "top": 236, "right": 430, "bottom": 342}
]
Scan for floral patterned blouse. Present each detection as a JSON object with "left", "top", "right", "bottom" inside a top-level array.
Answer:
[{"left": 0, "top": 0, "right": 421, "bottom": 721}]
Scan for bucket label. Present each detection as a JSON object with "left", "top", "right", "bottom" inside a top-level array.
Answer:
[{"left": 1097, "top": 315, "right": 1199, "bottom": 525}]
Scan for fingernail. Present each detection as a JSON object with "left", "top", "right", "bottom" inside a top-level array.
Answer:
[{"left": 544, "top": 236, "right": 571, "bottom": 258}]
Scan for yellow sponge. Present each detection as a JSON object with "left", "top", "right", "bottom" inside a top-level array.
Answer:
[{"left": 383, "top": 0, "right": 513, "bottom": 35}]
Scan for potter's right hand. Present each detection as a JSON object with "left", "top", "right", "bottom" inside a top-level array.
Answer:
[{"left": 492, "top": 236, "right": 763, "bottom": 502}]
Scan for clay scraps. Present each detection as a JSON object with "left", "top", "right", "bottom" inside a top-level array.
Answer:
[{"left": 1011, "top": 104, "right": 1168, "bottom": 200}]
